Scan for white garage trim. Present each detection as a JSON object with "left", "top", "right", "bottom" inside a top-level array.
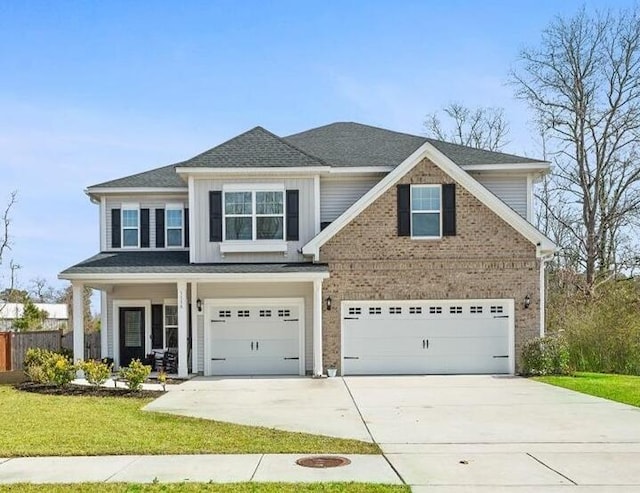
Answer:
[
  {"left": 340, "top": 299, "right": 515, "bottom": 376},
  {"left": 203, "top": 297, "right": 305, "bottom": 376}
]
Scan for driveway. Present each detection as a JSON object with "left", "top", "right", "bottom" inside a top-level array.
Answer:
[{"left": 146, "top": 375, "right": 640, "bottom": 490}]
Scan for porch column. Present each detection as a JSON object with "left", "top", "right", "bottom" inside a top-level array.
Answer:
[
  {"left": 313, "top": 279, "right": 323, "bottom": 377},
  {"left": 177, "top": 281, "right": 188, "bottom": 378},
  {"left": 72, "top": 282, "right": 85, "bottom": 363},
  {"left": 100, "top": 291, "right": 108, "bottom": 359},
  {"left": 190, "top": 281, "right": 198, "bottom": 373}
]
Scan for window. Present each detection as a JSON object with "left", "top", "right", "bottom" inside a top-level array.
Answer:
[
  {"left": 166, "top": 206, "right": 183, "bottom": 247},
  {"left": 411, "top": 185, "right": 441, "bottom": 237},
  {"left": 369, "top": 307, "right": 382, "bottom": 315},
  {"left": 164, "top": 305, "right": 178, "bottom": 348},
  {"left": 409, "top": 306, "right": 422, "bottom": 314},
  {"left": 224, "top": 190, "right": 284, "bottom": 241},
  {"left": 122, "top": 205, "right": 140, "bottom": 248}
]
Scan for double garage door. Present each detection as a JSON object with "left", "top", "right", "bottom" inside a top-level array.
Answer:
[
  {"left": 342, "top": 299, "right": 513, "bottom": 375},
  {"left": 204, "top": 299, "right": 304, "bottom": 376}
]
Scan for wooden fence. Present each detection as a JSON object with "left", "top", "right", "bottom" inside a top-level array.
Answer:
[{"left": 0, "top": 330, "right": 101, "bottom": 371}]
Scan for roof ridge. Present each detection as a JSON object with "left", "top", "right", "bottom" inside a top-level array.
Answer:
[{"left": 255, "top": 126, "right": 330, "bottom": 167}]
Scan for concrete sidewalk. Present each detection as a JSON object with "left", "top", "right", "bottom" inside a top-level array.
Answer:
[{"left": 0, "top": 454, "right": 401, "bottom": 485}]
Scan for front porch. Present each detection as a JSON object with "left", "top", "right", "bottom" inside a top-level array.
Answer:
[{"left": 61, "top": 255, "right": 329, "bottom": 378}]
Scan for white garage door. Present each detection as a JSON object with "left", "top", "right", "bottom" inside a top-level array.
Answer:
[
  {"left": 205, "top": 299, "right": 304, "bottom": 376},
  {"left": 342, "top": 299, "right": 513, "bottom": 375}
]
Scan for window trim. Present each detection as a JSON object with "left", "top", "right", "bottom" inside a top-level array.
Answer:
[
  {"left": 165, "top": 204, "right": 184, "bottom": 248},
  {"left": 163, "top": 299, "right": 178, "bottom": 349},
  {"left": 410, "top": 184, "right": 442, "bottom": 239},
  {"left": 222, "top": 185, "right": 286, "bottom": 243},
  {"left": 121, "top": 203, "right": 140, "bottom": 248}
]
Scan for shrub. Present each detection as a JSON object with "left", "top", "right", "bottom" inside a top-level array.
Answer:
[
  {"left": 521, "top": 334, "right": 571, "bottom": 376},
  {"left": 118, "top": 359, "right": 151, "bottom": 391},
  {"left": 24, "top": 348, "right": 77, "bottom": 386},
  {"left": 80, "top": 359, "right": 112, "bottom": 387}
]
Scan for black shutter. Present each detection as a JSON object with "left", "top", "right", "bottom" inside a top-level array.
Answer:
[
  {"left": 111, "top": 208, "right": 121, "bottom": 248},
  {"left": 442, "top": 183, "right": 456, "bottom": 236},
  {"left": 184, "top": 208, "right": 190, "bottom": 247},
  {"left": 397, "top": 184, "right": 411, "bottom": 236},
  {"left": 155, "top": 209, "right": 165, "bottom": 248},
  {"left": 151, "top": 304, "right": 163, "bottom": 349},
  {"left": 140, "top": 209, "right": 150, "bottom": 248},
  {"left": 209, "top": 191, "right": 222, "bottom": 242},
  {"left": 286, "top": 190, "right": 299, "bottom": 241}
]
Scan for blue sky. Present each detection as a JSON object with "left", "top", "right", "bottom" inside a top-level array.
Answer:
[{"left": 0, "top": 0, "right": 632, "bottom": 303}]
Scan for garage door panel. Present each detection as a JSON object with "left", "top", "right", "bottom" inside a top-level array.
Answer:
[{"left": 343, "top": 299, "right": 512, "bottom": 375}]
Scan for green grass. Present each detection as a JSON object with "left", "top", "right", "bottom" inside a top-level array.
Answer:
[
  {"left": 0, "top": 386, "right": 379, "bottom": 456},
  {"left": 534, "top": 372, "right": 640, "bottom": 407},
  {"left": 0, "top": 484, "right": 409, "bottom": 493}
]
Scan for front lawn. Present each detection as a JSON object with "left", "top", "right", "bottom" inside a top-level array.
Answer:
[
  {"left": 534, "top": 372, "right": 640, "bottom": 407},
  {"left": 0, "top": 386, "right": 379, "bottom": 456},
  {"left": 0, "top": 484, "right": 409, "bottom": 493}
]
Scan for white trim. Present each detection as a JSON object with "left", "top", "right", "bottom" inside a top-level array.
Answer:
[
  {"left": 313, "top": 175, "right": 321, "bottom": 235},
  {"left": 203, "top": 297, "right": 305, "bottom": 376},
  {"left": 72, "top": 283, "right": 85, "bottom": 365},
  {"left": 222, "top": 189, "right": 286, "bottom": 243},
  {"left": 121, "top": 204, "right": 141, "bottom": 249},
  {"left": 177, "top": 281, "right": 189, "bottom": 377},
  {"left": 220, "top": 241, "right": 287, "bottom": 253},
  {"left": 410, "top": 184, "right": 442, "bottom": 239},
  {"left": 190, "top": 282, "right": 199, "bottom": 373},
  {"left": 312, "top": 279, "right": 323, "bottom": 376},
  {"left": 177, "top": 166, "right": 330, "bottom": 176},
  {"left": 100, "top": 291, "right": 108, "bottom": 359},
  {"left": 86, "top": 187, "right": 187, "bottom": 195},
  {"left": 112, "top": 299, "right": 152, "bottom": 369},
  {"left": 223, "top": 183, "right": 284, "bottom": 192},
  {"left": 100, "top": 196, "right": 107, "bottom": 251},
  {"left": 340, "top": 298, "right": 515, "bottom": 375},
  {"left": 302, "top": 141, "right": 556, "bottom": 259},
  {"left": 165, "top": 203, "right": 184, "bottom": 249},
  {"left": 60, "top": 272, "right": 330, "bottom": 282},
  {"left": 460, "top": 163, "right": 550, "bottom": 172},
  {"left": 188, "top": 176, "right": 196, "bottom": 263},
  {"left": 327, "top": 166, "right": 394, "bottom": 174}
]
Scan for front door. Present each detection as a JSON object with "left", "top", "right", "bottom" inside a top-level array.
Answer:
[{"left": 119, "top": 307, "right": 145, "bottom": 367}]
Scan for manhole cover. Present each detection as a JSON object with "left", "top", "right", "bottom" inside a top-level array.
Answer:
[{"left": 296, "top": 456, "right": 351, "bottom": 468}]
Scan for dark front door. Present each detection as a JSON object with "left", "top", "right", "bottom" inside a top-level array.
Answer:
[{"left": 119, "top": 307, "right": 145, "bottom": 367}]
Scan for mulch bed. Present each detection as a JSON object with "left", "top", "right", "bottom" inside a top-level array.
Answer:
[{"left": 15, "top": 382, "right": 165, "bottom": 399}]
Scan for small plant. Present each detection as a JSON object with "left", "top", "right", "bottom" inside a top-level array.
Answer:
[
  {"left": 157, "top": 370, "right": 167, "bottom": 391},
  {"left": 24, "top": 348, "right": 76, "bottom": 386},
  {"left": 50, "top": 354, "right": 76, "bottom": 387},
  {"left": 521, "top": 334, "right": 571, "bottom": 376},
  {"left": 80, "top": 359, "right": 112, "bottom": 387},
  {"left": 118, "top": 359, "right": 151, "bottom": 391}
]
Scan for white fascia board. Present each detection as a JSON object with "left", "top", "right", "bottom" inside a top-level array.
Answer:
[
  {"left": 302, "top": 141, "right": 556, "bottom": 259},
  {"left": 460, "top": 163, "right": 550, "bottom": 172},
  {"left": 85, "top": 187, "right": 187, "bottom": 198},
  {"left": 58, "top": 271, "right": 330, "bottom": 283},
  {"left": 327, "top": 166, "right": 394, "bottom": 174},
  {"left": 176, "top": 166, "right": 330, "bottom": 176}
]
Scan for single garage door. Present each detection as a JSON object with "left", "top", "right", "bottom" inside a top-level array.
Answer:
[
  {"left": 205, "top": 299, "right": 304, "bottom": 376},
  {"left": 342, "top": 299, "right": 513, "bottom": 375}
]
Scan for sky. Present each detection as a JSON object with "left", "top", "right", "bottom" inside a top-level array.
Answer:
[{"left": 0, "top": 0, "right": 634, "bottom": 306}]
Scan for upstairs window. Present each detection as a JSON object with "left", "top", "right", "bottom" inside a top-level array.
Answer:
[
  {"left": 122, "top": 205, "right": 140, "bottom": 248},
  {"left": 224, "top": 189, "right": 284, "bottom": 241},
  {"left": 411, "top": 185, "right": 441, "bottom": 238},
  {"left": 166, "top": 205, "right": 184, "bottom": 247}
]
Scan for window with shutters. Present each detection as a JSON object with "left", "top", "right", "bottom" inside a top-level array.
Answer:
[
  {"left": 411, "top": 185, "right": 441, "bottom": 238},
  {"left": 165, "top": 205, "right": 184, "bottom": 247},
  {"left": 121, "top": 204, "right": 140, "bottom": 248},
  {"left": 222, "top": 186, "right": 285, "bottom": 241}
]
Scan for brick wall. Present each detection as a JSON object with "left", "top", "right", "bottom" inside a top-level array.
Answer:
[{"left": 319, "top": 157, "right": 540, "bottom": 372}]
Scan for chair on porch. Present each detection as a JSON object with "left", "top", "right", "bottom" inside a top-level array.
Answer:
[{"left": 163, "top": 349, "right": 178, "bottom": 374}]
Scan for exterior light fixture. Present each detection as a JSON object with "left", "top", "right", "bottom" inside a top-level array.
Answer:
[
  {"left": 326, "top": 296, "right": 332, "bottom": 310},
  {"left": 524, "top": 294, "right": 531, "bottom": 309},
  {"left": 196, "top": 299, "right": 203, "bottom": 312}
]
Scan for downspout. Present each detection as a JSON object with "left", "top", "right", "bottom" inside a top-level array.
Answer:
[{"left": 539, "top": 254, "right": 553, "bottom": 337}]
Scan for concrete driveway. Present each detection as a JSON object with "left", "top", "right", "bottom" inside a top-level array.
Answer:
[{"left": 146, "top": 375, "right": 640, "bottom": 491}]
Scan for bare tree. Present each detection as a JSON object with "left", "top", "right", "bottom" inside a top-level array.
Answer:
[
  {"left": 512, "top": 7, "right": 640, "bottom": 291},
  {"left": 0, "top": 192, "right": 18, "bottom": 309},
  {"left": 424, "top": 102, "right": 510, "bottom": 151},
  {"left": 28, "top": 277, "right": 57, "bottom": 303}
]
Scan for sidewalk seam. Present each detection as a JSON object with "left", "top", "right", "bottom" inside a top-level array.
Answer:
[
  {"left": 249, "top": 454, "right": 264, "bottom": 481},
  {"left": 526, "top": 452, "right": 577, "bottom": 485},
  {"left": 103, "top": 455, "right": 142, "bottom": 483}
]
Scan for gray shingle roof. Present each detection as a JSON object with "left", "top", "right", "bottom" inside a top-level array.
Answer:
[
  {"left": 60, "top": 251, "right": 328, "bottom": 276},
  {"left": 285, "top": 122, "right": 544, "bottom": 167},
  {"left": 89, "top": 122, "right": 545, "bottom": 190}
]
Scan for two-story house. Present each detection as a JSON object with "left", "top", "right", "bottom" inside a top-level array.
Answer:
[{"left": 60, "top": 122, "right": 555, "bottom": 378}]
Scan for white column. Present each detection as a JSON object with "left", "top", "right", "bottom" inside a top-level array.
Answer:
[
  {"left": 190, "top": 281, "right": 199, "bottom": 373},
  {"left": 72, "top": 282, "right": 85, "bottom": 363},
  {"left": 100, "top": 290, "right": 108, "bottom": 359},
  {"left": 177, "top": 281, "right": 189, "bottom": 377},
  {"left": 312, "top": 279, "right": 323, "bottom": 377}
]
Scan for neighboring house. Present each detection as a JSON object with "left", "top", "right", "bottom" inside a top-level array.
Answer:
[
  {"left": 0, "top": 302, "right": 69, "bottom": 331},
  {"left": 59, "top": 122, "right": 555, "bottom": 378}
]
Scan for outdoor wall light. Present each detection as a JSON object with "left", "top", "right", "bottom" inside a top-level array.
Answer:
[
  {"left": 326, "top": 296, "right": 332, "bottom": 310},
  {"left": 196, "top": 298, "right": 203, "bottom": 312},
  {"left": 524, "top": 294, "right": 531, "bottom": 309}
]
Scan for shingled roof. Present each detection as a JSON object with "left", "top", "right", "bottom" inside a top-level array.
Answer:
[
  {"left": 285, "top": 122, "right": 543, "bottom": 167},
  {"left": 88, "top": 122, "right": 544, "bottom": 190}
]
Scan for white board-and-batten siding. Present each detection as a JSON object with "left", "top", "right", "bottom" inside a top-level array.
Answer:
[
  {"left": 191, "top": 177, "right": 316, "bottom": 263},
  {"left": 104, "top": 194, "right": 188, "bottom": 251}
]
